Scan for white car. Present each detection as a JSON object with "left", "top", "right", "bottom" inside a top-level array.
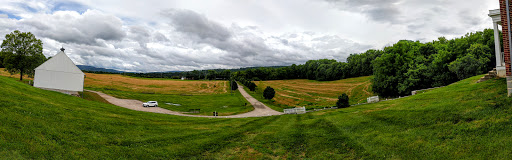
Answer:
[{"left": 143, "top": 101, "right": 158, "bottom": 107}]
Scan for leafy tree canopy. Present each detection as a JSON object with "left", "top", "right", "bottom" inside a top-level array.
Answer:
[
  {"left": 336, "top": 93, "right": 350, "bottom": 108},
  {"left": 230, "top": 80, "right": 238, "bottom": 91},
  {"left": 372, "top": 29, "right": 496, "bottom": 97},
  {"left": 263, "top": 86, "right": 275, "bottom": 100},
  {"left": 1, "top": 30, "right": 46, "bottom": 81}
]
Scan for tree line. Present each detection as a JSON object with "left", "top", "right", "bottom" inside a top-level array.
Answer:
[
  {"left": 233, "top": 49, "right": 382, "bottom": 81},
  {"left": 121, "top": 70, "right": 233, "bottom": 80},
  {"left": 87, "top": 66, "right": 288, "bottom": 80}
]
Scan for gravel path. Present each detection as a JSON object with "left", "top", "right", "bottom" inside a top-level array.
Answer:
[{"left": 86, "top": 83, "right": 283, "bottom": 118}]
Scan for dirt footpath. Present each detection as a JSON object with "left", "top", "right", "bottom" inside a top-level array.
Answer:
[{"left": 86, "top": 83, "right": 283, "bottom": 118}]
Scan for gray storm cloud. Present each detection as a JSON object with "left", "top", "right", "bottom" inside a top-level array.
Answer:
[
  {"left": 9, "top": 8, "right": 368, "bottom": 72},
  {"left": 323, "top": 0, "right": 492, "bottom": 39},
  {"left": 161, "top": 9, "right": 370, "bottom": 68},
  {"left": 324, "top": 0, "right": 402, "bottom": 23},
  {"left": 21, "top": 10, "right": 125, "bottom": 46},
  {"left": 162, "top": 9, "right": 232, "bottom": 41}
]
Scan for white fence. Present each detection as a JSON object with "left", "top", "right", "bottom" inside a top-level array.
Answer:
[
  {"left": 367, "top": 96, "right": 379, "bottom": 103},
  {"left": 284, "top": 107, "right": 306, "bottom": 114}
]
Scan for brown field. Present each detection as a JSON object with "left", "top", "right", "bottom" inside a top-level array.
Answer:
[
  {"left": 85, "top": 73, "right": 228, "bottom": 95},
  {"left": 0, "top": 68, "right": 33, "bottom": 80},
  {"left": 254, "top": 76, "right": 374, "bottom": 108}
]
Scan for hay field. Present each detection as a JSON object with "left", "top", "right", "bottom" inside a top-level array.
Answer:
[
  {"left": 253, "top": 76, "right": 374, "bottom": 108},
  {"left": 85, "top": 73, "right": 228, "bottom": 95},
  {"left": 0, "top": 68, "right": 32, "bottom": 80}
]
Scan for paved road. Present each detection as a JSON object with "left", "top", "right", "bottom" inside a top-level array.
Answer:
[{"left": 86, "top": 83, "right": 283, "bottom": 118}]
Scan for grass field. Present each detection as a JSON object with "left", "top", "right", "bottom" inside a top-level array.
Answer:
[
  {"left": 2, "top": 73, "right": 512, "bottom": 159},
  {"left": 250, "top": 76, "right": 374, "bottom": 110},
  {"left": 84, "top": 73, "right": 252, "bottom": 115}
]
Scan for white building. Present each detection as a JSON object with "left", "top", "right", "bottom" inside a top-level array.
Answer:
[
  {"left": 34, "top": 48, "right": 85, "bottom": 94},
  {"left": 489, "top": 9, "right": 506, "bottom": 77}
]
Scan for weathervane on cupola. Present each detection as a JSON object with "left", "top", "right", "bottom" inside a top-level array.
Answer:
[{"left": 60, "top": 46, "right": 65, "bottom": 52}]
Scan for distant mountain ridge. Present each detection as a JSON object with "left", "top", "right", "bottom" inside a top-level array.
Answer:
[
  {"left": 77, "top": 65, "right": 184, "bottom": 73},
  {"left": 77, "top": 65, "right": 287, "bottom": 74},
  {"left": 77, "top": 65, "right": 124, "bottom": 73}
]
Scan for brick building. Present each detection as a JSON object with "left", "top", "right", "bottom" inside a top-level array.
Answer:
[{"left": 490, "top": 0, "right": 512, "bottom": 96}]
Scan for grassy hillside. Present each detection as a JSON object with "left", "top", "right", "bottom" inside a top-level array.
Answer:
[
  {"left": 249, "top": 76, "right": 374, "bottom": 111},
  {"left": 1, "top": 74, "right": 512, "bottom": 159}
]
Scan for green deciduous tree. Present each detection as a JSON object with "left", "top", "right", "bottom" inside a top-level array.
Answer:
[
  {"left": 248, "top": 82, "right": 257, "bottom": 91},
  {"left": 466, "top": 43, "right": 492, "bottom": 71},
  {"left": 370, "top": 29, "right": 497, "bottom": 98},
  {"left": 1, "top": 30, "right": 46, "bottom": 81},
  {"left": 448, "top": 43, "right": 491, "bottom": 80},
  {"left": 336, "top": 93, "right": 350, "bottom": 108},
  {"left": 230, "top": 80, "right": 238, "bottom": 91},
  {"left": 371, "top": 40, "right": 416, "bottom": 97},
  {"left": 0, "top": 53, "right": 4, "bottom": 68},
  {"left": 448, "top": 54, "right": 483, "bottom": 80},
  {"left": 207, "top": 70, "right": 216, "bottom": 80},
  {"left": 263, "top": 86, "right": 275, "bottom": 100}
]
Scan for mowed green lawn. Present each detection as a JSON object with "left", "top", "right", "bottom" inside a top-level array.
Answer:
[{"left": 1, "top": 75, "right": 512, "bottom": 159}]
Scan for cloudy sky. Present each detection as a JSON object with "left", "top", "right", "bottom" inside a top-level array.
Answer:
[{"left": 0, "top": 0, "right": 499, "bottom": 72}]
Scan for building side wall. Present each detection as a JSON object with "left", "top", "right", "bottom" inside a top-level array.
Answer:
[
  {"left": 501, "top": 0, "right": 512, "bottom": 76},
  {"left": 34, "top": 70, "right": 84, "bottom": 92}
]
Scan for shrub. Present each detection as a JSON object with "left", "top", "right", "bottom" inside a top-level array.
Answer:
[
  {"left": 248, "top": 82, "right": 257, "bottom": 91},
  {"left": 231, "top": 80, "right": 238, "bottom": 90},
  {"left": 336, "top": 93, "right": 350, "bottom": 108},
  {"left": 448, "top": 54, "right": 484, "bottom": 80},
  {"left": 263, "top": 86, "right": 275, "bottom": 100}
]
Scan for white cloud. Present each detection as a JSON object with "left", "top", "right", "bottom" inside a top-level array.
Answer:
[{"left": 20, "top": 10, "right": 125, "bottom": 45}]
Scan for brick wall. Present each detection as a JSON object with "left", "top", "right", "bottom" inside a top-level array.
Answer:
[{"left": 501, "top": 0, "right": 512, "bottom": 76}]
